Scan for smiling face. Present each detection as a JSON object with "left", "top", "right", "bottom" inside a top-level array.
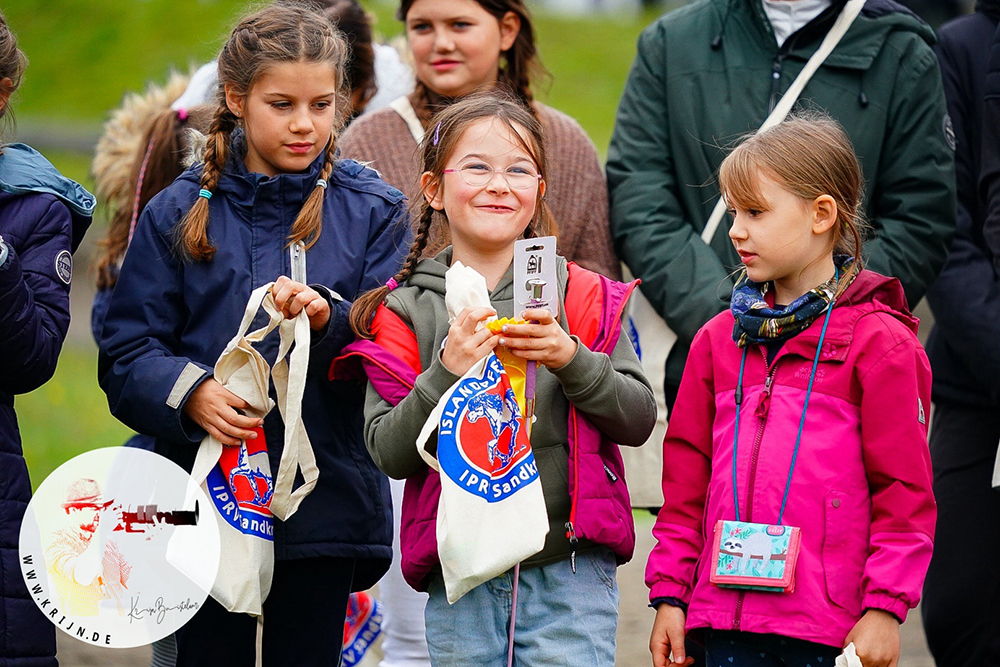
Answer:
[
  {"left": 727, "top": 169, "right": 838, "bottom": 304},
  {"left": 423, "top": 117, "right": 544, "bottom": 261},
  {"left": 226, "top": 61, "right": 339, "bottom": 177},
  {"left": 405, "top": 0, "right": 520, "bottom": 99}
]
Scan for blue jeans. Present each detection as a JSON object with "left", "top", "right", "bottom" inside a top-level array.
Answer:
[{"left": 424, "top": 548, "right": 619, "bottom": 666}]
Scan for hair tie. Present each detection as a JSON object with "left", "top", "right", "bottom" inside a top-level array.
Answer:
[
  {"left": 432, "top": 122, "right": 441, "bottom": 146},
  {"left": 385, "top": 277, "right": 398, "bottom": 291},
  {"left": 177, "top": 108, "right": 189, "bottom": 122},
  {"left": 316, "top": 178, "right": 328, "bottom": 189},
  {"left": 199, "top": 189, "right": 213, "bottom": 200}
]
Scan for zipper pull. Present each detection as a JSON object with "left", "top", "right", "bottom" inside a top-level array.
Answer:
[
  {"left": 290, "top": 242, "right": 306, "bottom": 284},
  {"left": 755, "top": 373, "right": 774, "bottom": 419},
  {"left": 565, "top": 521, "right": 579, "bottom": 574}
]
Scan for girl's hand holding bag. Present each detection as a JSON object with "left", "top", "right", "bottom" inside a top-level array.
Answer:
[{"left": 187, "top": 282, "right": 319, "bottom": 615}]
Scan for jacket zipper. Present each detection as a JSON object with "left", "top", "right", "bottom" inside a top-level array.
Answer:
[
  {"left": 290, "top": 241, "right": 307, "bottom": 284},
  {"left": 566, "top": 409, "right": 580, "bottom": 574},
  {"left": 564, "top": 280, "right": 637, "bottom": 575},
  {"left": 734, "top": 352, "right": 777, "bottom": 631}
]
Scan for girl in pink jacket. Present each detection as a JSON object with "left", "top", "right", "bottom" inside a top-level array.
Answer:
[{"left": 646, "top": 114, "right": 936, "bottom": 667}]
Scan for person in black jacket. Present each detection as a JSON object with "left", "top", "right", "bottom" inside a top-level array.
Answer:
[
  {"left": 0, "top": 10, "right": 94, "bottom": 666},
  {"left": 922, "top": 3, "right": 1000, "bottom": 665}
]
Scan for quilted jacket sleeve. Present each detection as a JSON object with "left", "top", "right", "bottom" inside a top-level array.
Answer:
[{"left": 0, "top": 196, "right": 73, "bottom": 395}]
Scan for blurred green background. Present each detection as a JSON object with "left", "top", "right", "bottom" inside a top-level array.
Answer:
[{"left": 8, "top": 0, "right": 674, "bottom": 487}]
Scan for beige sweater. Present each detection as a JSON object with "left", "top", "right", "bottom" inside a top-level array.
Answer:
[{"left": 338, "top": 97, "right": 621, "bottom": 280}]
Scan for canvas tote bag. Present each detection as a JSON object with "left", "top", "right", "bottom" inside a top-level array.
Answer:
[
  {"left": 414, "top": 263, "right": 549, "bottom": 604},
  {"left": 189, "top": 282, "right": 319, "bottom": 615},
  {"left": 621, "top": 0, "right": 867, "bottom": 507}
]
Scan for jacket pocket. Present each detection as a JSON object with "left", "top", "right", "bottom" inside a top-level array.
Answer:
[{"left": 822, "top": 489, "right": 864, "bottom": 613}]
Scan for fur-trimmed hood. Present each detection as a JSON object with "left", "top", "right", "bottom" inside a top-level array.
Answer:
[{"left": 91, "top": 72, "right": 191, "bottom": 216}]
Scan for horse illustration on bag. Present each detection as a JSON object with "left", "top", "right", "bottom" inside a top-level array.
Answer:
[
  {"left": 465, "top": 387, "right": 524, "bottom": 470},
  {"left": 229, "top": 441, "right": 274, "bottom": 508}
]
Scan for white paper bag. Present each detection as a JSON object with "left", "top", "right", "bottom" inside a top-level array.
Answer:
[
  {"left": 189, "top": 283, "right": 319, "bottom": 615},
  {"left": 414, "top": 263, "right": 549, "bottom": 603}
]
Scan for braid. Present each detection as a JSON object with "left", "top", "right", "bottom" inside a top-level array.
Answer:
[
  {"left": 289, "top": 137, "right": 335, "bottom": 249},
  {"left": 349, "top": 204, "right": 434, "bottom": 340},
  {"left": 397, "top": 204, "right": 434, "bottom": 281},
  {"left": 175, "top": 105, "right": 237, "bottom": 261}
]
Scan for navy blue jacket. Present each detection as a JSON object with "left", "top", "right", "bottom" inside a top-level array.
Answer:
[
  {"left": 98, "top": 136, "right": 409, "bottom": 588},
  {"left": 925, "top": 3, "right": 1000, "bottom": 407},
  {"left": 0, "top": 144, "right": 94, "bottom": 666}
]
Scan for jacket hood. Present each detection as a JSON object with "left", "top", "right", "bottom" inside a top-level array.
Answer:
[
  {"left": 91, "top": 71, "right": 190, "bottom": 216},
  {"left": 0, "top": 143, "right": 95, "bottom": 252},
  {"left": 406, "top": 250, "right": 449, "bottom": 295},
  {"left": 837, "top": 268, "right": 918, "bottom": 335},
  {"left": 402, "top": 247, "right": 535, "bottom": 303},
  {"left": 735, "top": 0, "right": 934, "bottom": 69}
]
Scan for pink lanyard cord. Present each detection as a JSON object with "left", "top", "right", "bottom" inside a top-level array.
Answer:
[
  {"left": 126, "top": 136, "right": 157, "bottom": 247},
  {"left": 507, "top": 562, "right": 521, "bottom": 667}
]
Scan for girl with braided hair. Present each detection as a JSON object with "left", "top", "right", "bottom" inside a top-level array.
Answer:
[
  {"left": 338, "top": 0, "right": 620, "bottom": 281},
  {"left": 98, "top": 3, "right": 409, "bottom": 665},
  {"left": 342, "top": 92, "right": 654, "bottom": 666}
]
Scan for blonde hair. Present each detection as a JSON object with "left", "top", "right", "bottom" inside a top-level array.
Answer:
[
  {"left": 719, "top": 112, "right": 869, "bottom": 296},
  {"left": 349, "top": 91, "right": 554, "bottom": 339},
  {"left": 176, "top": 1, "right": 350, "bottom": 261}
]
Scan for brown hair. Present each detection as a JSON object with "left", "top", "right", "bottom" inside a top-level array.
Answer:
[
  {"left": 0, "top": 10, "right": 26, "bottom": 132},
  {"left": 718, "top": 112, "right": 869, "bottom": 297},
  {"left": 96, "top": 105, "right": 214, "bottom": 288},
  {"left": 398, "top": 0, "right": 548, "bottom": 120},
  {"left": 319, "top": 0, "right": 376, "bottom": 117},
  {"left": 350, "top": 91, "right": 554, "bottom": 339},
  {"left": 177, "top": 1, "right": 350, "bottom": 262}
]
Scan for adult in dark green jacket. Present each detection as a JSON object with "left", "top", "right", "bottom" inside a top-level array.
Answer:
[{"left": 608, "top": 0, "right": 956, "bottom": 402}]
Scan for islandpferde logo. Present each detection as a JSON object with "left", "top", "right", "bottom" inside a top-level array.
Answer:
[
  {"left": 437, "top": 355, "right": 538, "bottom": 502},
  {"left": 206, "top": 428, "right": 274, "bottom": 539}
]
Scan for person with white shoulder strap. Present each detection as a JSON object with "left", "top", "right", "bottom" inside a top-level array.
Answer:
[
  {"left": 608, "top": 0, "right": 955, "bottom": 412},
  {"left": 607, "top": 0, "right": 956, "bottom": 515}
]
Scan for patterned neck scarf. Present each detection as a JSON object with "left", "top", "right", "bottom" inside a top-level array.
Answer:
[{"left": 731, "top": 257, "right": 855, "bottom": 348}]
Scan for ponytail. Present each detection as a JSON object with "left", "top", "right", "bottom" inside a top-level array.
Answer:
[
  {"left": 175, "top": 105, "right": 238, "bottom": 262},
  {"left": 96, "top": 104, "right": 213, "bottom": 288},
  {"left": 350, "top": 203, "right": 435, "bottom": 339}
]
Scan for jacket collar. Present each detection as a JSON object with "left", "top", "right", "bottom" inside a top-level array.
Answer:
[
  {"left": 0, "top": 144, "right": 95, "bottom": 251},
  {"left": 736, "top": 0, "right": 934, "bottom": 70},
  {"left": 406, "top": 247, "right": 518, "bottom": 301},
  {"left": 212, "top": 129, "right": 327, "bottom": 209}
]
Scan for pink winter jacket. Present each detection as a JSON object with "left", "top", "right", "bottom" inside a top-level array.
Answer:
[{"left": 645, "top": 270, "right": 936, "bottom": 648}]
